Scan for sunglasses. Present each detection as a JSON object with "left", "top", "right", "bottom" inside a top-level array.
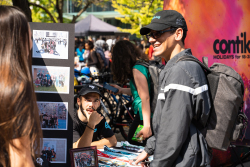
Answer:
[{"left": 146, "top": 28, "right": 176, "bottom": 40}]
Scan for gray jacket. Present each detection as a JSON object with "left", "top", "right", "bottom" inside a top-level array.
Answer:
[{"left": 145, "top": 49, "right": 212, "bottom": 167}]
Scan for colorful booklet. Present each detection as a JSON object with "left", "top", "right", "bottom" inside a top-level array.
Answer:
[{"left": 131, "top": 125, "right": 144, "bottom": 143}]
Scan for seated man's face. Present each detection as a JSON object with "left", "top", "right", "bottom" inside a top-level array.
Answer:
[{"left": 79, "top": 92, "right": 100, "bottom": 119}]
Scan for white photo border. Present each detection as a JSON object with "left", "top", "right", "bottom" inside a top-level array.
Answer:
[
  {"left": 42, "top": 138, "right": 67, "bottom": 164},
  {"left": 32, "top": 30, "right": 69, "bottom": 59},
  {"left": 38, "top": 101, "right": 68, "bottom": 130},
  {"left": 32, "top": 65, "right": 70, "bottom": 94}
]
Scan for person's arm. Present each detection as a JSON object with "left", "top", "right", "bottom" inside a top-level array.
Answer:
[
  {"left": 132, "top": 136, "right": 155, "bottom": 165},
  {"left": 9, "top": 135, "right": 35, "bottom": 167},
  {"left": 91, "top": 135, "right": 117, "bottom": 149},
  {"left": 73, "top": 111, "right": 103, "bottom": 148},
  {"left": 110, "top": 84, "right": 132, "bottom": 95},
  {"left": 73, "top": 122, "right": 95, "bottom": 148},
  {"left": 132, "top": 68, "right": 152, "bottom": 139}
]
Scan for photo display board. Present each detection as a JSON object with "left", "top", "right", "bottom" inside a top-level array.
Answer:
[{"left": 30, "top": 22, "right": 75, "bottom": 167}]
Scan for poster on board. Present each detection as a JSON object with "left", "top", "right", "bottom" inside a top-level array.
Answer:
[
  {"left": 41, "top": 138, "right": 67, "bottom": 163},
  {"left": 32, "top": 30, "right": 68, "bottom": 59},
  {"left": 32, "top": 65, "right": 70, "bottom": 94},
  {"left": 38, "top": 101, "right": 68, "bottom": 130}
]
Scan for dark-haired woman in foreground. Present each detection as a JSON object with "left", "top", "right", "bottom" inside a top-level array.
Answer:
[
  {"left": 0, "top": 6, "right": 42, "bottom": 167},
  {"left": 111, "top": 40, "right": 152, "bottom": 146}
]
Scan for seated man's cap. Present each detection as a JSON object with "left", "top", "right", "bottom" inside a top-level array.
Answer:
[
  {"left": 78, "top": 84, "right": 101, "bottom": 96},
  {"left": 140, "top": 10, "right": 188, "bottom": 35}
]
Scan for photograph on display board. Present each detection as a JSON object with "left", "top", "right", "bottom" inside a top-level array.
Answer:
[
  {"left": 41, "top": 138, "right": 67, "bottom": 163},
  {"left": 32, "top": 30, "right": 68, "bottom": 59},
  {"left": 32, "top": 66, "right": 70, "bottom": 94},
  {"left": 38, "top": 102, "right": 68, "bottom": 130},
  {"left": 70, "top": 146, "right": 98, "bottom": 167}
]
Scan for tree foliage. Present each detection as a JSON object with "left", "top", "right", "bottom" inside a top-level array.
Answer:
[
  {"left": 28, "top": 0, "right": 109, "bottom": 23},
  {"left": 112, "top": 0, "right": 163, "bottom": 38},
  {"left": 0, "top": 0, "right": 12, "bottom": 5},
  {"left": 29, "top": 0, "right": 58, "bottom": 23}
]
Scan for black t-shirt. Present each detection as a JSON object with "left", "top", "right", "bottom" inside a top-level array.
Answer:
[
  {"left": 50, "top": 118, "right": 54, "bottom": 125},
  {"left": 73, "top": 109, "right": 114, "bottom": 143},
  {"left": 47, "top": 150, "right": 52, "bottom": 157},
  {"left": 41, "top": 150, "right": 47, "bottom": 155}
]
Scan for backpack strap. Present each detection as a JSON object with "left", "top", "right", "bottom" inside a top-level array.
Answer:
[
  {"left": 135, "top": 60, "right": 149, "bottom": 68},
  {"left": 176, "top": 55, "right": 212, "bottom": 73},
  {"left": 202, "top": 57, "right": 209, "bottom": 67}
]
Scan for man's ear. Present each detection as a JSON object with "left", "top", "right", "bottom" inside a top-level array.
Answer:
[
  {"left": 77, "top": 97, "right": 81, "bottom": 106},
  {"left": 175, "top": 28, "right": 183, "bottom": 42}
]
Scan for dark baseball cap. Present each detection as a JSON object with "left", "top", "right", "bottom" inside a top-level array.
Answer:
[
  {"left": 140, "top": 10, "right": 188, "bottom": 35},
  {"left": 78, "top": 84, "right": 101, "bottom": 97}
]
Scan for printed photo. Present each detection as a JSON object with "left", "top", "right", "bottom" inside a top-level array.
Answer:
[
  {"left": 38, "top": 102, "right": 68, "bottom": 130},
  {"left": 32, "top": 66, "right": 70, "bottom": 94},
  {"left": 70, "top": 146, "right": 98, "bottom": 167},
  {"left": 32, "top": 30, "right": 68, "bottom": 59},
  {"left": 41, "top": 138, "right": 67, "bottom": 163}
]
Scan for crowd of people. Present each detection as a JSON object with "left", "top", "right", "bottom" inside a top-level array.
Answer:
[
  {"left": 41, "top": 113, "right": 59, "bottom": 129},
  {"left": 74, "top": 152, "right": 94, "bottom": 167},
  {"left": 74, "top": 34, "right": 162, "bottom": 77},
  {"left": 0, "top": 4, "right": 229, "bottom": 167},
  {"left": 41, "top": 146, "right": 57, "bottom": 162},
  {"left": 35, "top": 38, "right": 67, "bottom": 54},
  {"left": 73, "top": 9, "right": 212, "bottom": 167},
  {"left": 34, "top": 72, "right": 65, "bottom": 88}
]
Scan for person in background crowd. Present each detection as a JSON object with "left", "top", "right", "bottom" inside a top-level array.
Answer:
[
  {"left": 103, "top": 42, "right": 112, "bottom": 72},
  {"left": 106, "top": 35, "right": 120, "bottom": 51},
  {"left": 133, "top": 10, "right": 212, "bottom": 167},
  {"left": 95, "top": 35, "right": 106, "bottom": 49},
  {"left": 76, "top": 43, "right": 85, "bottom": 62},
  {"left": 46, "top": 147, "right": 52, "bottom": 162},
  {"left": 0, "top": 6, "right": 42, "bottom": 167},
  {"left": 148, "top": 44, "right": 154, "bottom": 60},
  {"left": 51, "top": 149, "right": 56, "bottom": 161},
  {"left": 144, "top": 42, "right": 150, "bottom": 56},
  {"left": 88, "top": 36, "right": 93, "bottom": 42},
  {"left": 113, "top": 35, "right": 120, "bottom": 44},
  {"left": 84, "top": 40, "right": 100, "bottom": 73},
  {"left": 73, "top": 84, "right": 117, "bottom": 149},
  {"left": 75, "top": 37, "right": 79, "bottom": 50},
  {"left": 54, "top": 114, "right": 58, "bottom": 128},
  {"left": 79, "top": 37, "right": 85, "bottom": 46},
  {"left": 110, "top": 40, "right": 153, "bottom": 146},
  {"left": 41, "top": 146, "right": 47, "bottom": 159},
  {"left": 123, "top": 35, "right": 130, "bottom": 41},
  {"left": 140, "top": 40, "right": 146, "bottom": 52}
]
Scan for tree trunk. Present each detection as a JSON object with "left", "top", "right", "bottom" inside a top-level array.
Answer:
[
  {"left": 71, "top": 1, "right": 92, "bottom": 23},
  {"left": 56, "top": 0, "right": 64, "bottom": 23},
  {"left": 12, "top": 0, "right": 32, "bottom": 22}
]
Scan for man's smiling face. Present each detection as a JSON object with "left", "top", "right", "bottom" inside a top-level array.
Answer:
[{"left": 149, "top": 28, "right": 176, "bottom": 60}]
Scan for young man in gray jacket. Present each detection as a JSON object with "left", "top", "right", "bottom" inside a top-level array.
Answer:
[{"left": 133, "top": 10, "right": 212, "bottom": 167}]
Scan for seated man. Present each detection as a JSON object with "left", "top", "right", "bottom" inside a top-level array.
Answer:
[{"left": 73, "top": 84, "right": 117, "bottom": 149}]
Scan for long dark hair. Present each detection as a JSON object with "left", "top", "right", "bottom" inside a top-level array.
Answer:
[
  {"left": 111, "top": 40, "right": 148, "bottom": 84},
  {"left": 0, "top": 6, "right": 42, "bottom": 166}
]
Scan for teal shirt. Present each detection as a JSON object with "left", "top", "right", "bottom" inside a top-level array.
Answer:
[{"left": 129, "top": 64, "right": 151, "bottom": 120}]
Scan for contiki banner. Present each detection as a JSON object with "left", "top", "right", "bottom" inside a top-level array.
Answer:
[{"left": 163, "top": 0, "right": 250, "bottom": 166}]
